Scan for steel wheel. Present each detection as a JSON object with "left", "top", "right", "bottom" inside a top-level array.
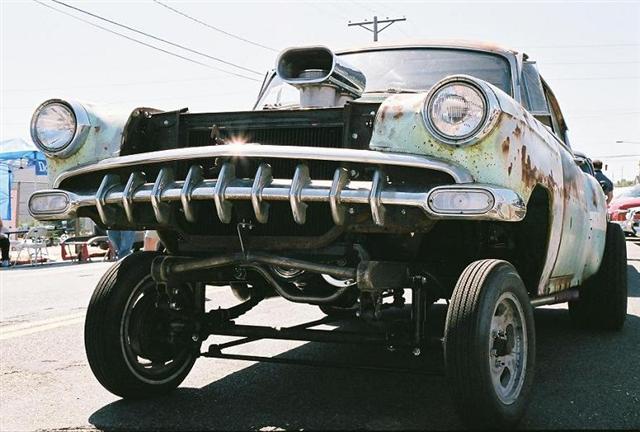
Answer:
[
  {"left": 444, "top": 259, "right": 535, "bottom": 428},
  {"left": 121, "top": 276, "right": 196, "bottom": 385},
  {"left": 85, "top": 252, "right": 200, "bottom": 398},
  {"left": 489, "top": 292, "right": 528, "bottom": 405}
]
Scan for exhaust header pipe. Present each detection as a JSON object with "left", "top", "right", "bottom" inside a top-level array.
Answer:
[{"left": 276, "top": 46, "right": 366, "bottom": 108}]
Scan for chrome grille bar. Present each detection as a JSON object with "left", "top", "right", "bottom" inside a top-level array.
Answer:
[
  {"left": 32, "top": 162, "right": 527, "bottom": 225},
  {"left": 59, "top": 163, "right": 431, "bottom": 226},
  {"left": 181, "top": 165, "right": 203, "bottom": 223}
]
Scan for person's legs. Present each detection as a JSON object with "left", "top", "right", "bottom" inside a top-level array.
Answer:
[
  {"left": 107, "top": 230, "right": 122, "bottom": 259},
  {"left": 118, "top": 231, "right": 135, "bottom": 259},
  {"left": 0, "top": 236, "right": 10, "bottom": 265}
]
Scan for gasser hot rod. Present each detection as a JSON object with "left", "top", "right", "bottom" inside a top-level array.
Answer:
[{"left": 29, "top": 41, "right": 627, "bottom": 427}]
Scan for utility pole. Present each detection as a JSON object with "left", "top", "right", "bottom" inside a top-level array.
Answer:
[{"left": 348, "top": 16, "right": 406, "bottom": 42}]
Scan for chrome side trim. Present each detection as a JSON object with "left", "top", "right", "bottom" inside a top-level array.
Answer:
[{"left": 53, "top": 144, "right": 473, "bottom": 187}]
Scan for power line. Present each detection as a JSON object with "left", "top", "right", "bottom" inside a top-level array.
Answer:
[
  {"left": 4, "top": 88, "right": 257, "bottom": 110},
  {"left": 49, "top": 0, "right": 262, "bottom": 76},
  {"left": 348, "top": 16, "right": 407, "bottom": 42},
  {"left": 3, "top": 75, "right": 235, "bottom": 93},
  {"left": 152, "top": 0, "right": 277, "bottom": 53},
  {"left": 32, "top": 1, "right": 260, "bottom": 82}
]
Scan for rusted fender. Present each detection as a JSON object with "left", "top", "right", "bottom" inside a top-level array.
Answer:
[
  {"left": 369, "top": 79, "right": 607, "bottom": 294},
  {"left": 45, "top": 103, "right": 156, "bottom": 185}
]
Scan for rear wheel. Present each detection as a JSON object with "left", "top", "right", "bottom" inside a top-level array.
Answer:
[
  {"left": 85, "top": 252, "right": 201, "bottom": 398},
  {"left": 444, "top": 259, "right": 536, "bottom": 428},
  {"left": 569, "top": 222, "right": 627, "bottom": 330}
]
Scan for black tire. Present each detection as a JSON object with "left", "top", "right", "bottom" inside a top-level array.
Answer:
[
  {"left": 85, "top": 251, "right": 200, "bottom": 398},
  {"left": 569, "top": 222, "right": 628, "bottom": 330},
  {"left": 444, "top": 259, "right": 536, "bottom": 429}
]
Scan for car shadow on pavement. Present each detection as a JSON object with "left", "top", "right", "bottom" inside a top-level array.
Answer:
[{"left": 89, "top": 303, "right": 640, "bottom": 431}]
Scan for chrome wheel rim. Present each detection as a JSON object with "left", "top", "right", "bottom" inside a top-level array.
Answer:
[
  {"left": 488, "top": 291, "right": 527, "bottom": 405},
  {"left": 120, "top": 276, "right": 194, "bottom": 385}
]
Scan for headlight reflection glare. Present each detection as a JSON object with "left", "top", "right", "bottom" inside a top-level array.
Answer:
[{"left": 32, "top": 102, "right": 76, "bottom": 152}]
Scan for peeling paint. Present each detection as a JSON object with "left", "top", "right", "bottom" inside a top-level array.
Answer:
[
  {"left": 369, "top": 75, "right": 606, "bottom": 295},
  {"left": 501, "top": 136, "right": 510, "bottom": 155}
]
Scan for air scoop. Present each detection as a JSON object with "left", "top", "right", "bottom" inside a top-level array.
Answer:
[{"left": 276, "top": 46, "right": 366, "bottom": 108}]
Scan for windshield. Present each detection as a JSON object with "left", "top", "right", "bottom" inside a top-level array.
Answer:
[{"left": 256, "top": 48, "right": 512, "bottom": 109}]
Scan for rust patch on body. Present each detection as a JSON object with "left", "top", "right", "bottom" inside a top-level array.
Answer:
[
  {"left": 393, "top": 111, "right": 403, "bottom": 120},
  {"left": 513, "top": 125, "right": 521, "bottom": 138},
  {"left": 508, "top": 162, "right": 513, "bottom": 176},
  {"left": 501, "top": 136, "right": 510, "bottom": 155},
  {"left": 379, "top": 105, "right": 388, "bottom": 121},
  {"left": 521, "top": 145, "right": 557, "bottom": 191}
]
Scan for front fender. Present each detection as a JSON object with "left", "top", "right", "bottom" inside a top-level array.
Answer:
[
  {"left": 41, "top": 101, "right": 159, "bottom": 184},
  {"left": 368, "top": 78, "right": 606, "bottom": 294}
]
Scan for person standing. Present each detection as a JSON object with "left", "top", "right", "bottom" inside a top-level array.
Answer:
[
  {"left": 107, "top": 230, "right": 136, "bottom": 260},
  {"left": 592, "top": 160, "right": 614, "bottom": 204},
  {"left": 0, "top": 218, "right": 10, "bottom": 268}
]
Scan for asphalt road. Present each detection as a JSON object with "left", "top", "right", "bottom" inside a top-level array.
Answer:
[{"left": 1, "top": 241, "right": 639, "bottom": 431}]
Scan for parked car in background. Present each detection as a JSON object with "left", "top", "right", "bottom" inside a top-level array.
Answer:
[
  {"left": 622, "top": 207, "right": 640, "bottom": 237},
  {"left": 573, "top": 150, "right": 596, "bottom": 177},
  {"left": 608, "top": 184, "right": 640, "bottom": 235},
  {"left": 27, "top": 40, "right": 626, "bottom": 428}
]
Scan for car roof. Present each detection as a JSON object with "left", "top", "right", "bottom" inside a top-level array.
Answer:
[{"left": 335, "top": 39, "right": 522, "bottom": 58}]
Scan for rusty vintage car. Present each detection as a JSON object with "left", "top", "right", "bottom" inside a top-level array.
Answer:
[{"left": 29, "top": 41, "right": 627, "bottom": 427}]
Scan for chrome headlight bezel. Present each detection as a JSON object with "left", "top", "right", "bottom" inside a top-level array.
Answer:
[
  {"left": 423, "top": 76, "right": 498, "bottom": 146},
  {"left": 30, "top": 99, "right": 91, "bottom": 158}
]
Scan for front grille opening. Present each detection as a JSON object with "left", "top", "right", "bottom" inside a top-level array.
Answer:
[{"left": 187, "top": 126, "right": 344, "bottom": 149}]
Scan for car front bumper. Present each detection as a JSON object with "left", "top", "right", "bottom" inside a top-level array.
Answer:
[{"left": 29, "top": 144, "right": 527, "bottom": 226}]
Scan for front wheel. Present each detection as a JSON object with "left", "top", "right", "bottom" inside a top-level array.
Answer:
[
  {"left": 444, "top": 259, "right": 536, "bottom": 429},
  {"left": 85, "top": 252, "right": 201, "bottom": 398}
]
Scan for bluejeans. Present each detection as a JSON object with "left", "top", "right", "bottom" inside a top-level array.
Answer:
[{"left": 107, "top": 230, "right": 136, "bottom": 259}]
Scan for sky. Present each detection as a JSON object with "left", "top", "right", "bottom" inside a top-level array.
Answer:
[{"left": 1, "top": 0, "right": 639, "bottom": 181}]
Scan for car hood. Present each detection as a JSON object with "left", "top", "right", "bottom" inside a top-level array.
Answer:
[{"left": 608, "top": 197, "right": 640, "bottom": 211}]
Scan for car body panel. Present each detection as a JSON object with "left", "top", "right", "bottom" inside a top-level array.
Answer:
[{"left": 369, "top": 80, "right": 606, "bottom": 294}]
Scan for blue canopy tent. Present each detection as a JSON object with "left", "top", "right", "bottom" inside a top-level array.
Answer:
[{"left": 0, "top": 138, "right": 47, "bottom": 220}]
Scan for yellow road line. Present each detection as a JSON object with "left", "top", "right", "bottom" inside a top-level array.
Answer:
[{"left": 0, "top": 312, "right": 86, "bottom": 340}]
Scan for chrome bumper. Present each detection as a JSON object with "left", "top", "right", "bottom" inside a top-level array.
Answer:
[{"left": 29, "top": 145, "right": 526, "bottom": 226}]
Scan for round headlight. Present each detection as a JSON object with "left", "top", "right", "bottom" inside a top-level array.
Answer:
[
  {"left": 31, "top": 102, "right": 76, "bottom": 152},
  {"left": 426, "top": 82, "right": 487, "bottom": 142}
]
